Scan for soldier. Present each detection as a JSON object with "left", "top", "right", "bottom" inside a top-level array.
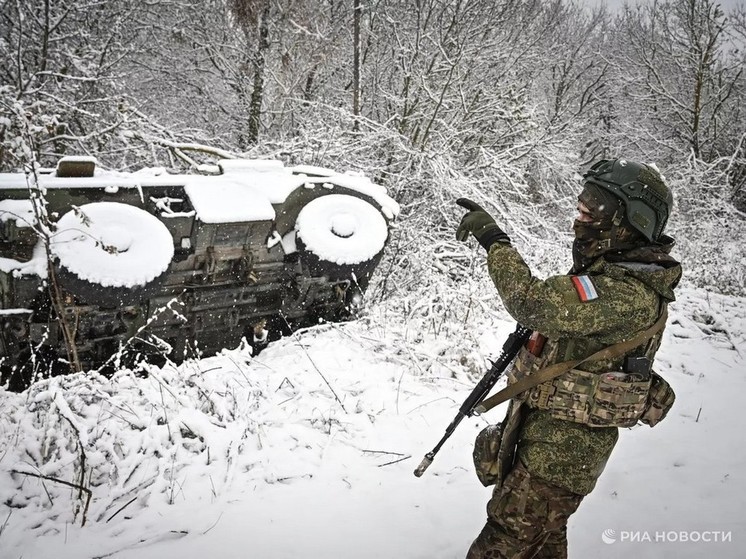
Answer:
[{"left": 455, "top": 158, "right": 682, "bottom": 559}]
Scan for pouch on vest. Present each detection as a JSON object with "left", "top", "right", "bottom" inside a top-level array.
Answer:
[
  {"left": 533, "top": 369, "right": 651, "bottom": 428},
  {"left": 640, "top": 371, "right": 675, "bottom": 426},
  {"left": 472, "top": 401, "right": 525, "bottom": 487},
  {"left": 472, "top": 422, "right": 504, "bottom": 487},
  {"left": 588, "top": 371, "right": 652, "bottom": 427}
]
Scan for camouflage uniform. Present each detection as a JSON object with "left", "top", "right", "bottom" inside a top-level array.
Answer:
[{"left": 466, "top": 239, "right": 682, "bottom": 559}]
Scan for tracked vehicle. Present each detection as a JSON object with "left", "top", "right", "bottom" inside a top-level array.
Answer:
[{"left": 0, "top": 157, "right": 398, "bottom": 387}]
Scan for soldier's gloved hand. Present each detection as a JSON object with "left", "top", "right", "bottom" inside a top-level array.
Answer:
[{"left": 456, "top": 198, "right": 511, "bottom": 250}]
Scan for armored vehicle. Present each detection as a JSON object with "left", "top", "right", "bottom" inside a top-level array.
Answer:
[{"left": 0, "top": 156, "right": 399, "bottom": 387}]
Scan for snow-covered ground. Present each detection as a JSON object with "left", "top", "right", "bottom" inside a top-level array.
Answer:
[{"left": 0, "top": 286, "right": 744, "bottom": 559}]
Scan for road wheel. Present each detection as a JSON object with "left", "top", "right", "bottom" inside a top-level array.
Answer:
[{"left": 50, "top": 202, "right": 174, "bottom": 306}]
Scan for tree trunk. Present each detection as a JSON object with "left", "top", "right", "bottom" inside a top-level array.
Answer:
[
  {"left": 352, "top": 0, "right": 362, "bottom": 131},
  {"left": 247, "top": 0, "right": 271, "bottom": 145}
]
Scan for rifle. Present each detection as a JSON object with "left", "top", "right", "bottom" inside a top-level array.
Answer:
[{"left": 413, "top": 324, "right": 532, "bottom": 477}]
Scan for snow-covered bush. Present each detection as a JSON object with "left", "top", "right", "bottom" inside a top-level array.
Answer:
[{"left": 665, "top": 158, "right": 746, "bottom": 295}]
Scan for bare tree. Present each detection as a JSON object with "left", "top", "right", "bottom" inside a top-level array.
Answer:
[
  {"left": 230, "top": 0, "right": 272, "bottom": 146},
  {"left": 0, "top": 0, "right": 150, "bottom": 169},
  {"left": 616, "top": 0, "right": 744, "bottom": 162},
  {"left": 353, "top": 0, "right": 362, "bottom": 131}
]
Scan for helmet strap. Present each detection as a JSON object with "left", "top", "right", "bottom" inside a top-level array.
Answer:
[{"left": 606, "top": 209, "right": 624, "bottom": 248}]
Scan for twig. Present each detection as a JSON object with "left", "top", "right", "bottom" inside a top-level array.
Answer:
[
  {"left": 106, "top": 497, "right": 137, "bottom": 523},
  {"left": 362, "top": 449, "right": 407, "bottom": 456},
  {"left": 277, "top": 377, "right": 295, "bottom": 391},
  {"left": 209, "top": 475, "right": 217, "bottom": 498},
  {"left": 202, "top": 513, "right": 224, "bottom": 535},
  {"left": 406, "top": 396, "right": 455, "bottom": 414},
  {"left": 159, "top": 382, "right": 173, "bottom": 442},
  {"left": 225, "top": 356, "right": 252, "bottom": 387},
  {"left": 168, "top": 453, "right": 177, "bottom": 504},
  {"left": 377, "top": 455, "right": 411, "bottom": 467},
  {"left": 276, "top": 395, "right": 298, "bottom": 407},
  {"left": 0, "top": 509, "right": 12, "bottom": 538},
  {"left": 57, "top": 412, "right": 88, "bottom": 502},
  {"left": 134, "top": 132, "right": 238, "bottom": 160},
  {"left": 275, "top": 473, "right": 313, "bottom": 483},
  {"left": 11, "top": 470, "right": 92, "bottom": 526},
  {"left": 55, "top": 405, "right": 91, "bottom": 526}
]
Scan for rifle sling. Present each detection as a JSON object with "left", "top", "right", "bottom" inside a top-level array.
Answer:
[{"left": 475, "top": 308, "right": 668, "bottom": 415}]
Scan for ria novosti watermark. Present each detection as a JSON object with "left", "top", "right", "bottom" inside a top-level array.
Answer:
[{"left": 602, "top": 529, "right": 733, "bottom": 545}]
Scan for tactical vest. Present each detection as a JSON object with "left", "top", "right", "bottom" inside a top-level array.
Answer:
[{"left": 506, "top": 325, "right": 671, "bottom": 428}]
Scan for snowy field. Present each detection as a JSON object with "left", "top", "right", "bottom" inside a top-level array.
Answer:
[{"left": 0, "top": 286, "right": 744, "bottom": 559}]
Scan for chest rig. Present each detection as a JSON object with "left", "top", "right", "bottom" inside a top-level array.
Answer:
[
  {"left": 508, "top": 336, "right": 652, "bottom": 427},
  {"left": 472, "top": 303, "right": 674, "bottom": 429},
  {"left": 472, "top": 302, "right": 670, "bottom": 428}
]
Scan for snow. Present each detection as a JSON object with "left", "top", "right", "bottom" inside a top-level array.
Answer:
[
  {"left": 49, "top": 202, "right": 174, "bottom": 288},
  {"left": 280, "top": 230, "right": 298, "bottom": 254},
  {"left": 0, "top": 198, "right": 36, "bottom": 227},
  {"left": 218, "top": 159, "right": 285, "bottom": 173},
  {"left": 0, "top": 239, "right": 48, "bottom": 277},
  {"left": 290, "top": 164, "right": 336, "bottom": 177},
  {"left": 57, "top": 155, "right": 98, "bottom": 168},
  {"left": 0, "top": 257, "right": 22, "bottom": 273},
  {"left": 183, "top": 176, "right": 276, "bottom": 223},
  {"left": 295, "top": 194, "right": 389, "bottom": 265},
  {"left": 217, "top": 170, "right": 309, "bottom": 206},
  {"left": 0, "top": 287, "right": 743, "bottom": 558},
  {"left": 149, "top": 196, "right": 196, "bottom": 219},
  {"left": 307, "top": 172, "right": 401, "bottom": 221},
  {"left": 0, "top": 308, "right": 32, "bottom": 315},
  {"left": 58, "top": 155, "right": 98, "bottom": 164}
]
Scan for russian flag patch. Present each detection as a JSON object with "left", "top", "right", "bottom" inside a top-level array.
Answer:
[{"left": 571, "top": 275, "right": 599, "bottom": 302}]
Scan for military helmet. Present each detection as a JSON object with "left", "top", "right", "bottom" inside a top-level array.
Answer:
[{"left": 582, "top": 158, "right": 672, "bottom": 241}]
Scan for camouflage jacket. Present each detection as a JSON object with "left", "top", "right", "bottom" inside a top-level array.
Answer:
[{"left": 486, "top": 240, "right": 681, "bottom": 494}]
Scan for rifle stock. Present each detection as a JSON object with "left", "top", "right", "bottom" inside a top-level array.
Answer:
[{"left": 413, "top": 324, "right": 531, "bottom": 477}]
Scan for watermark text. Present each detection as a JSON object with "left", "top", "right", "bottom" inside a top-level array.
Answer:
[{"left": 602, "top": 529, "right": 732, "bottom": 545}]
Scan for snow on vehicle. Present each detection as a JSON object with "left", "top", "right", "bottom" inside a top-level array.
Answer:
[{"left": 0, "top": 156, "right": 399, "bottom": 386}]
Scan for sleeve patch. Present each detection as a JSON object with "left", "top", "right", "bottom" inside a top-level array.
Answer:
[{"left": 571, "top": 275, "right": 599, "bottom": 302}]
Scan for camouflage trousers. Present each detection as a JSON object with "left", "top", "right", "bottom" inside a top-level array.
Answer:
[{"left": 466, "top": 461, "right": 583, "bottom": 559}]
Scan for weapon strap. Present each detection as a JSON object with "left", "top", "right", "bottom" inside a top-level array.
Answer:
[{"left": 475, "top": 307, "right": 668, "bottom": 415}]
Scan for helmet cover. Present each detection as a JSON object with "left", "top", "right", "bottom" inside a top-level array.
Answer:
[{"left": 582, "top": 158, "right": 672, "bottom": 241}]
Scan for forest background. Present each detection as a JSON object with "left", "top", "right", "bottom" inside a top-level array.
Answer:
[{"left": 1, "top": 0, "right": 745, "bottom": 304}]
